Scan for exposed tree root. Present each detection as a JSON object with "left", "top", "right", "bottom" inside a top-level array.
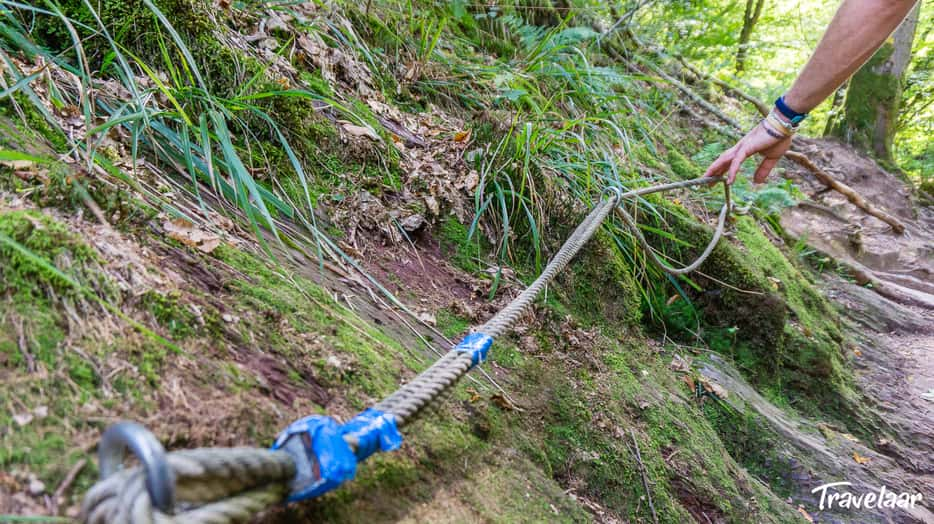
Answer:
[{"left": 782, "top": 151, "right": 906, "bottom": 233}]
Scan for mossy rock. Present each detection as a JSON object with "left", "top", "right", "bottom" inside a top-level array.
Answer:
[
  {"left": 560, "top": 230, "right": 642, "bottom": 327},
  {"left": 654, "top": 210, "right": 851, "bottom": 406}
]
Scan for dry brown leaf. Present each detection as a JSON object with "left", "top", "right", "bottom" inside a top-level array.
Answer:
[
  {"left": 699, "top": 376, "right": 729, "bottom": 399},
  {"left": 338, "top": 121, "right": 380, "bottom": 141},
  {"left": 796, "top": 506, "right": 814, "bottom": 523},
  {"left": 197, "top": 237, "right": 222, "bottom": 254},
  {"left": 669, "top": 355, "right": 692, "bottom": 373},
  {"left": 163, "top": 218, "right": 222, "bottom": 254},
  {"left": 666, "top": 294, "right": 680, "bottom": 306},
  {"left": 424, "top": 195, "right": 440, "bottom": 216},
  {"left": 463, "top": 170, "right": 480, "bottom": 192},
  {"left": 491, "top": 394, "right": 515, "bottom": 411},
  {"left": 683, "top": 375, "right": 696, "bottom": 392},
  {"left": 852, "top": 451, "right": 871, "bottom": 465},
  {"left": 466, "top": 388, "right": 481, "bottom": 403},
  {"left": 453, "top": 130, "right": 471, "bottom": 142}
]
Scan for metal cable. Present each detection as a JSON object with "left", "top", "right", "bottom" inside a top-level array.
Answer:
[
  {"left": 616, "top": 182, "right": 731, "bottom": 275},
  {"left": 374, "top": 177, "right": 728, "bottom": 426},
  {"left": 82, "top": 449, "right": 294, "bottom": 524},
  {"left": 81, "top": 176, "right": 728, "bottom": 524}
]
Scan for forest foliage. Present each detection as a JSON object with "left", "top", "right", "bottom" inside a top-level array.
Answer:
[{"left": 645, "top": 0, "right": 932, "bottom": 180}]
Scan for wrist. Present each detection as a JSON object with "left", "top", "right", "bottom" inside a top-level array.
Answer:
[
  {"left": 760, "top": 120, "right": 786, "bottom": 140},
  {"left": 765, "top": 110, "right": 797, "bottom": 137},
  {"left": 775, "top": 94, "right": 808, "bottom": 125}
]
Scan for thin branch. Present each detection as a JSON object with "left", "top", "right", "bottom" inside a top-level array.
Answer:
[{"left": 628, "top": 429, "right": 659, "bottom": 524}]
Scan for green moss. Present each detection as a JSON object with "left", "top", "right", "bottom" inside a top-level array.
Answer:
[
  {"left": 215, "top": 246, "right": 418, "bottom": 399},
  {"left": 654, "top": 212, "right": 884, "bottom": 437},
  {"left": 0, "top": 210, "right": 102, "bottom": 299},
  {"left": 0, "top": 95, "right": 69, "bottom": 152},
  {"left": 529, "top": 329, "right": 799, "bottom": 523},
  {"left": 701, "top": 401, "right": 795, "bottom": 498},
  {"left": 559, "top": 231, "right": 642, "bottom": 327},
  {"left": 299, "top": 71, "right": 335, "bottom": 97},
  {"left": 27, "top": 0, "right": 260, "bottom": 96},
  {"left": 436, "top": 308, "right": 470, "bottom": 338},
  {"left": 667, "top": 147, "right": 698, "bottom": 180},
  {"left": 437, "top": 215, "right": 490, "bottom": 273},
  {"left": 140, "top": 290, "right": 198, "bottom": 340}
]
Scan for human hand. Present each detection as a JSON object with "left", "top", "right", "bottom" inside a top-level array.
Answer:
[{"left": 703, "top": 121, "right": 792, "bottom": 184}]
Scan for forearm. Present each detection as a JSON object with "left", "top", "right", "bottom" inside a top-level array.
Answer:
[{"left": 784, "top": 0, "right": 918, "bottom": 113}]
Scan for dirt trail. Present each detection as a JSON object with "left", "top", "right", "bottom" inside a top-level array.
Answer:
[
  {"left": 782, "top": 138, "right": 934, "bottom": 309},
  {"left": 700, "top": 139, "right": 934, "bottom": 523}
]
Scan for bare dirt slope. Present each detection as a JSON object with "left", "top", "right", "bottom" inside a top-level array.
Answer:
[{"left": 698, "top": 138, "right": 934, "bottom": 524}]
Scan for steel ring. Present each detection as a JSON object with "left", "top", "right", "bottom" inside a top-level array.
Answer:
[
  {"left": 99, "top": 421, "right": 175, "bottom": 513},
  {"left": 601, "top": 185, "right": 622, "bottom": 203}
]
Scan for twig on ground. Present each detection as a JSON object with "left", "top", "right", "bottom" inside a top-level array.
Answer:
[
  {"left": 52, "top": 458, "right": 87, "bottom": 513},
  {"left": 14, "top": 315, "right": 36, "bottom": 373},
  {"left": 783, "top": 151, "right": 905, "bottom": 234},
  {"left": 628, "top": 429, "right": 659, "bottom": 524}
]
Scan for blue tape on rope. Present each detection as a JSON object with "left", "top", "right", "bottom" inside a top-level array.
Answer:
[
  {"left": 271, "top": 415, "right": 357, "bottom": 502},
  {"left": 340, "top": 408, "right": 403, "bottom": 461},
  {"left": 454, "top": 332, "right": 494, "bottom": 367}
]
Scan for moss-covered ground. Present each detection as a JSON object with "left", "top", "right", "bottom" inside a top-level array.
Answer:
[{"left": 0, "top": 0, "right": 892, "bottom": 520}]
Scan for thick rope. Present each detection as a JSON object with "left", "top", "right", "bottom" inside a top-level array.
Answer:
[
  {"left": 616, "top": 182, "right": 731, "bottom": 275},
  {"left": 82, "top": 449, "right": 294, "bottom": 524},
  {"left": 81, "top": 176, "right": 728, "bottom": 524},
  {"left": 374, "top": 177, "right": 728, "bottom": 426}
]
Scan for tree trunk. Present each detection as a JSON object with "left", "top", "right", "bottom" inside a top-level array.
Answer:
[
  {"left": 826, "top": 3, "right": 921, "bottom": 162},
  {"left": 735, "top": 0, "right": 766, "bottom": 73},
  {"left": 822, "top": 81, "right": 848, "bottom": 136}
]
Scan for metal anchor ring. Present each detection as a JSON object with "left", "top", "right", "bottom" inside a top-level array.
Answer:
[
  {"left": 601, "top": 185, "right": 623, "bottom": 203},
  {"left": 98, "top": 421, "right": 175, "bottom": 513}
]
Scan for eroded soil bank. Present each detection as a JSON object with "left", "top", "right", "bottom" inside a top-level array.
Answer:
[{"left": 0, "top": 2, "right": 932, "bottom": 523}]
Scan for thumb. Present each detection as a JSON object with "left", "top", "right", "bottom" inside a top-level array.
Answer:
[{"left": 727, "top": 149, "right": 747, "bottom": 184}]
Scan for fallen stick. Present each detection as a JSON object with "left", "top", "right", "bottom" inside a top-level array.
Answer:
[
  {"left": 53, "top": 458, "right": 86, "bottom": 513},
  {"left": 783, "top": 151, "right": 904, "bottom": 233},
  {"left": 629, "top": 429, "right": 659, "bottom": 524}
]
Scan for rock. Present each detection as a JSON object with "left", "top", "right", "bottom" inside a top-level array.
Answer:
[
  {"left": 28, "top": 477, "right": 45, "bottom": 496},
  {"left": 13, "top": 412, "right": 33, "bottom": 427},
  {"left": 400, "top": 214, "right": 426, "bottom": 232},
  {"left": 417, "top": 311, "right": 436, "bottom": 326}
]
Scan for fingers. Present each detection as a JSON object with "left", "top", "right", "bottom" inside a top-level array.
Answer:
[
  {"left": 727, "top": 148, "right": 748, "bottom": 184},
  {"left": 704, "top": 147, "right": 735, "bottom": 180},
  {"left": 754, "top": 157, "right": 779, "bottom": 184}
]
